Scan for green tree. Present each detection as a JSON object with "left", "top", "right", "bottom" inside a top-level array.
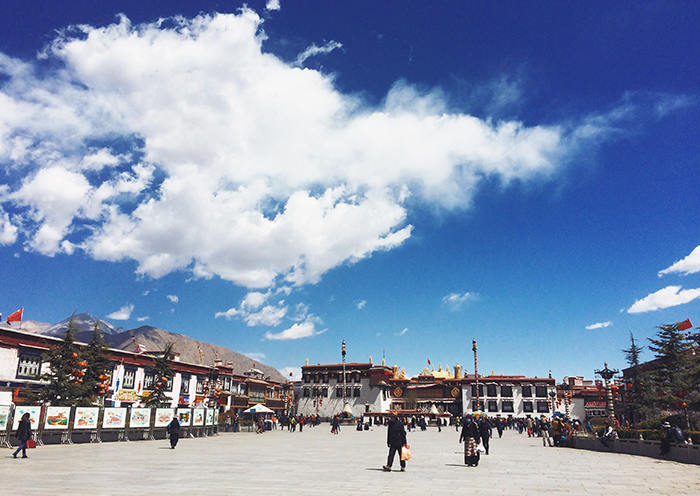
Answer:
[
  {"left": 80, "top": 322, "right": 113, "bottom": 406},
  {"left": 647, "top": 323, "right": 696, "bottom": 428},
  {"left": 141, "top": 343, "right": 175, "bottom": 407},
  {"left": 621, "top": 332, "right": 649, "bottom": 424},
  {"left": 39, "top": 319, "right": 85, "bottom": 406}
]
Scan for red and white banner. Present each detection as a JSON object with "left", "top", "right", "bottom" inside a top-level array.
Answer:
[{"left": 6, "top": 307, "right": 23, "bottom": 324}]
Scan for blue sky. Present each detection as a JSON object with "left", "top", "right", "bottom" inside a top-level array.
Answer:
[{"left": 1, "top": 1, "right": 698, "bottom": 380}]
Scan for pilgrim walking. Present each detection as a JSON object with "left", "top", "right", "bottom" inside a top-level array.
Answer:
[
  {"left": 167, "top": 415, "right": 181, "bottom": 449},
  {"left": 459, "top": 415, "right": 481, "bottom": 466}
]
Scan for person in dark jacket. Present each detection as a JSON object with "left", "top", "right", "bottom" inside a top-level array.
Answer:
[
  {"left": 383, "top": 415, "right": 407, "bottom": 472},
  {"left": 167, "top": 416, "right": 181, "bottom": 449},
  {"left": 459, "top": 415, "right": 481, "bottom": 466},
  {"left": 478, "top": 417, "right": 492, "bottom": 455},
  {"left": 13, "top": 412, "right": 32, "bottom": 458}
]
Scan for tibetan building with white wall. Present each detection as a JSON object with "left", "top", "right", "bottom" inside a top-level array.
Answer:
[{"left": 0, "top": 324, "right": 289, "bottom": 415}]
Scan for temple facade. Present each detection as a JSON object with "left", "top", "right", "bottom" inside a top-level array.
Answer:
[
  {"left": 296, "top": 359, "right": 563, "bottom": 418},
  {"left": 0, "top": 325, "right": 289, "bottom": 416}
]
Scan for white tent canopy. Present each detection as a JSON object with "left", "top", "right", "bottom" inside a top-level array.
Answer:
[{"left": 244, "top": 403, "right": 274, "bottom": 414}]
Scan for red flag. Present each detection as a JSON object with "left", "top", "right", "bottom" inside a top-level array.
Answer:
[
  {"left": 6, "top": 307, "right": 23, "bottom": 324},
  {"left": 289, "top": 372, "right": 293, "bottom": 377},
  {"left": 427, "top": 359, "right": 431, "bottom": 366},
  {"left": 676, "top": 319, "right": 692, "bottom": 331}
]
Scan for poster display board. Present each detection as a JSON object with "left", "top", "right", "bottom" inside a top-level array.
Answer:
[
  {"left": 205, "top": 408, "right": 215, "bottom": 426},
  {"left": 177, "top": 408, "right": 191, "bottom": 426},
  {"left": 102, "top": 408, "right": 127, "bottom": 429},
  {"left": 12, "top": 405, "right": 41, "bottom": 430},
  {"left": 192, "top": 408, "right": 204, "bottom": 426},
  {"left": 44, "top": 406, "right": 71, "bottom": 429},
  {"left": 0, "top": 405, "right": 12, "bottom": 430},
  {"left": 155, "top": 408, "right": 175, "bottom": 428},
  {"left": 129, "top": 408, "right": 151, "bottom": 428},
  {"left": 73, "top": 407, "right": 99, "bottom": 429}
]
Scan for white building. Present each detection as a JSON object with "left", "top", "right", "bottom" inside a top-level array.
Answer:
[{"left": 295, "top": 360, "right": 394, "bottom": 418}]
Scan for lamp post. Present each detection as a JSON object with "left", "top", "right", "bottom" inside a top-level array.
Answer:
[
  {"left": 472, "top": 338, "right": 480, "bottom": 412},
  {"left": 341, "top": 339, "right": 349, "bottom": 416},
  {"left": 549, "top": 390, "right": 556, "bottom": 414},
  {"left": 595, "top": 362, "right": 619, "bottom": 423},
  {"left": 560, "top": 383, "right": 571, "bottom": 418}
]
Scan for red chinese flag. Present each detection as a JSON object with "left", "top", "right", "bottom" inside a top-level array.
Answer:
[
  {"left": 676, "top": 319, "right": 692, "bottom": 331},
  {"left": 6, "top": 307, "right": 23, "bottom": 323}
]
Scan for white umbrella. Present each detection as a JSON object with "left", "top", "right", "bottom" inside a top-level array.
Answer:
[{"left": 243, "top": 403, "right": 274, "bottom": 414}]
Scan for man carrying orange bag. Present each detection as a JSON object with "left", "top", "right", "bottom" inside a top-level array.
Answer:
[{"left": 383, "top": 415, "right": 408, "bottom": 472}]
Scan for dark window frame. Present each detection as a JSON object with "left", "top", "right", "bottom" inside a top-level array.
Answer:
[
  {"left": 123, "top": 366, "right": 136, "bottom": 389},
  {"left": 501, "top": 400, "right": 514, "bottom": 412},
  {"left": 501, "top": 386, "right": 513, "bottom": 397},
  {"left": 521, "top": 385, "right": 532, "bottom": 397},
  {"left": 535, "top": 386, "right": 548, "bottom": 398},
  {"left": 487, "top": 400, "right": 498, "bottom": 412},
  {"left": 536, "top": 401, "right": 550, "bottom": 413},
  {"left": 523, "top": 401, "right": 534, "bottom": 413},
  {"left": 16, "top": 351, "right": 42, "bottom": 379}
]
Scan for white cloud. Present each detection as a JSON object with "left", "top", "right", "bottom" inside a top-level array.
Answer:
[
  {"left": 241, "top": 291, "right": 270, "bottom": 310},
  {"left": 627, "top": 285, "right": 700, "bottom": 313},
  {"left": 243, "top": 352, "right": 266, "bottom": 361},
  {"left": 658, "top": 245, "right": 700, "bottom": 277},
  {"left": 0, "top": 210, "right": 18, "bottom": 245},
  {"left": 585, "top": 321, "right": 612, "bottom": 330},
  {"left": 142, "top": 290, "right": 150, "bottom": 296},
  {"left": 0, "top": 11, "right": 678, "bottom": 290},
  {"left": 243, "top": 304, "right": 288, "bottom": 326},
  {"left": 107, "top": 304, "right": 134, "bottom": 320},
  {"left": 442, "top": 291, "right": 477, "bottom": 309},
  {"left": 399, "top": 327, "right": 408, "bottom": 336},
  {"left": 264, "top": 320, "right": 326, "bottom": 340},
  {"left": 136, "top": 316, "right": 149, "bottom": 322},
  {"left": 265, "top": 0, "right": 281, "bottom": 11},
  {"left": 356, "top": 299, "right": 366, "bottom": 309},
  {"left": 295, "top": 40, "right": 343, "bottom": 66},
  {"left": 281, "top": 366, "right": 301, "bottom": 381},
  {"left": 166, "top": 294, "right": 179, "bottom": 303}
]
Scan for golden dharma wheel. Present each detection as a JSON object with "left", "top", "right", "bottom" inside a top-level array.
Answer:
[{"left": 393, "top": 387, "right": 403, "bottom": 397}]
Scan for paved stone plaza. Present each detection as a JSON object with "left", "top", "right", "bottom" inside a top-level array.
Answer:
[{"left": 2, "top": 427, "right": 698, "bottom": 495}]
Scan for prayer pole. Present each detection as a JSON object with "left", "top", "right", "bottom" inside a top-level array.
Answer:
[{"left": 472, "top": 338, "right": 480, "bottom": 412}]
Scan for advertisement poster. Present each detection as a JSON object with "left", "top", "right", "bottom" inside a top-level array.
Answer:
[
  {"left": 192, "top": 408, "right": 204, "bottom": 426},
  {"left": 73, "top": 407, "right": 99, "bottom": 429},
  {"left": 44, "top": 406, "right": 71, "bottom": 429},
  {"left": 177, "top": 408, "right": 191, "bottom": 426},
  {"left": 102, "top": 408, "right": 127, "bottom": 429},
  {"left": 205, "top": 408, "right": 215, "bottom": 426},
  {"left": 155, "top": 408, "right": 175, "bottom": 427},
  {"left": 129, "top": 408, "right": 151, "bottom": 428},
  {"left": 12, "top": 405, "right": 41, "bottom": 430},
  {"left": 0, "top": 405, "right": 12, "bottom": 430}
]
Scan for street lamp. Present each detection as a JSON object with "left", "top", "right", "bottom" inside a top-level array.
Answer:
[
  {"left": 595, "top": 362, "right": 619, "bottom": 423},
  {"left": 549, "top": 390, "right": 556, "bottom": 414}
]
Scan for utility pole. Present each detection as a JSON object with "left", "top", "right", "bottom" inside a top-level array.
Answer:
[{"left": 473, "top": 338, "right": 480, "bottom": 412}]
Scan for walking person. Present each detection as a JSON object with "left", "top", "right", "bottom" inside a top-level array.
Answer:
[
  {"left": 459, "top": 415, "right": 481, "bottom": 466},
  {"left": 12, "top": 412, "right": 32, "bottom": 459},
  {"left": 383, "top": 415, "right": 407, "bottom": 472},
  {"left": 478, "top": 417, "right": 492, "bottom": 455},
  {"left": 167, "top": 415, "right": 181, "bottom": 449},
  {"left": 496, "top": 418, "right": 504, "bottom": 438}
]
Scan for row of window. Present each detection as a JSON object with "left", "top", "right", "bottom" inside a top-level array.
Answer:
[
  {"left": 303, "top": 373, "right": 363, "bottom": 384},
  {"left": 470, "top": 400, "right": 550, "bottom": 413},
  {"left": 470, "top": 384, "right": 549, "bottom": 398},
  {"left": 16, "top": 352, "right": 251, "bottom": 396},
  {"left": 301, "top": 386, "right": 362, "bottom": 398}
]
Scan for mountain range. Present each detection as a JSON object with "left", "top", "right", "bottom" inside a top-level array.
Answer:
[{"left": 22, "top": 313, "right": 286, "bottom": 383}]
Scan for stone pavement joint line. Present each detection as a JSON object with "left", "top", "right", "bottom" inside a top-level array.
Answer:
[{"left": 1, "top": 429, "right": 698, "bottom": 495}]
